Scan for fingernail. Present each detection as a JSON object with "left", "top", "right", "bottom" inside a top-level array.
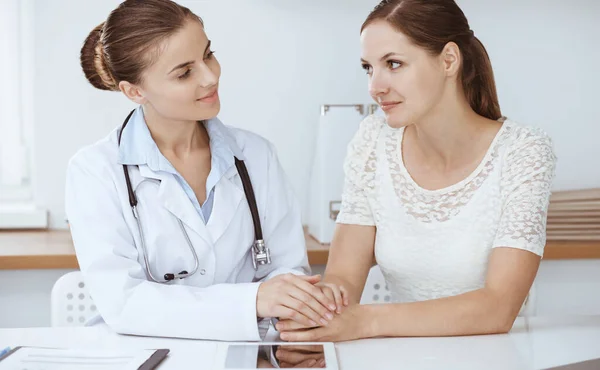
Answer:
[
  {"left": 328, "top": 305, "right": 336, "bottom": 311},
  {"left": 320, "top": 318, "right": 328, "bottom": 325},
  {"left": 280, "top": 333, "right": 288, "bottom": 340},
  {"left": 309, "top": 359, "right": 317, "bottom": 366},
  {"left": 325, "top": 313, "right": 334, "bottom": 320},
  {"left": 337, "top": 308, "right": 341, "bottom": 314},
  {"left": 310, "top": 320, "right": 317, "bottom": 326},
  {"left": 320, "top": 359, "right": 326, "bottom": 366}
]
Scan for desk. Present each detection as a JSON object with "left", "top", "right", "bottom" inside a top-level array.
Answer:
[
  {"left": 1, "top": 230, "right": 599, "bottom": 270},
  {"left": 1, "top": 316, "right": 599, "bottom": 369}
]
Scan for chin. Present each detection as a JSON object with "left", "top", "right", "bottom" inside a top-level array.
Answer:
[
  {"left": 194, "top": 102, "right": 220, "bottom": 121},
  {"left": 384, "top": 112, "right": 411, "bottom": 129}
]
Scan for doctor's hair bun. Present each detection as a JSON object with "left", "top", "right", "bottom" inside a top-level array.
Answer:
[
  {"left": 79, "top": 0, "right": 203, "bottom": 93},
  {"left": 80, "top": 22, "right": 119, "bottom": 91}
]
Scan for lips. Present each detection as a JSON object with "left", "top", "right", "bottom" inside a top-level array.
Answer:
[
  {"left": 197, "top": 89, "right": 218, "bottom": 103},
  {"left": 379, "top": 101, "right": 401, "bottom": 112}
]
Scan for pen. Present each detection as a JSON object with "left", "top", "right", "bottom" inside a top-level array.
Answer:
[{"left": 0, "top": 347, "right": 11, "bottom": 358}]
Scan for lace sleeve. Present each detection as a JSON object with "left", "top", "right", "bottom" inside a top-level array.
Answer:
[
  {"left": 336, "top": 115, "right": 383, "bottom": 226},
  {"left": 492, "top": 128, "right": 557, "bottom": 256}
]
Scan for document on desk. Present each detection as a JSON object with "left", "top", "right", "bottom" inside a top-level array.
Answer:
[{"left": 0, "top": 346, "right": 169, "bottom": 370}]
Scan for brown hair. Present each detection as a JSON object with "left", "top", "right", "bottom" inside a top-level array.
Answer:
[
  {"left": 80, "top": 0, "right": 203, "bottom": 91},
  {"left": 362, "top": 0, "right": 501, "bottom": 120}
]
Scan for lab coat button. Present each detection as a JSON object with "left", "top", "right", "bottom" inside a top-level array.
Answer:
[{"left": 200, "top": 269, "right": 206, "bottom": 275}]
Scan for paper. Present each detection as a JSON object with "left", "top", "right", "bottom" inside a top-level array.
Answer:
[{"left": 0, "top": 347, "right": 157, "bottom": 370}]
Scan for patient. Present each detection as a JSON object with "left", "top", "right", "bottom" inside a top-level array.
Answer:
[{"left": 277, "top": 0, "right": 556, "bottom": 342}]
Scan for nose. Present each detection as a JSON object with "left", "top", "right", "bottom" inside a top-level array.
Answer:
[
  {"left": 368, "top": 70, "right": 389, "bottom": 101},
  {"left": 197, "top": 61, "right": 218, "bottom": 88}
]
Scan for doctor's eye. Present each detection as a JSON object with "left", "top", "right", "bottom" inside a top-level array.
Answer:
[
  {"left": 387, "top": 60, "right": 403, "bottom": 70},
  {"left": 178, "top": 68, "right": 192, "bottom": 80}
]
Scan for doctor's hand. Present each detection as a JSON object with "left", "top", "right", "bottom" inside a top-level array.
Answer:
[{"left": 257, "top": 274, "right": 337, "bottom": 327}]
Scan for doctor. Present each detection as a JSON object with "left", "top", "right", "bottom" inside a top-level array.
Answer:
[{"left": 66, "top": 0, "right": 344, "bottom": 341}]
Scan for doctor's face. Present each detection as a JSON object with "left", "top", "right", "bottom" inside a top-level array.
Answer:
[
  {"left": 360, "top": 21, "right": 447, "bottom": 128},
  {"left": 136, "top": 20, "right": 221, "bottom": 122}
]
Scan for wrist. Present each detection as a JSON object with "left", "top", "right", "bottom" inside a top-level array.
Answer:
[
  {"left": 357, "top": 304, "right": 381, "bottom": 338},
  {"left": 255, "top": 281, "right": 265, "bottom": 318}
]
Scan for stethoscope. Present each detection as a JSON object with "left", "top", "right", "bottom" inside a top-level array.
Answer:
[{"left": 118, "top": 109, "right": 271, "bottom": 283}]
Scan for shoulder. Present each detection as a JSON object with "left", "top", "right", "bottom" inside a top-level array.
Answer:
[
  {"left": 341, "top": 114, "right": 387, "bottom": 180},
  {"left": 224, "top": 125, "right": 278, "bottom": 162},
  {"left": 356, "top": 114, "right": 387, "bottom": 142},
  {"left": 501, "top": 119, "right": 556, "bottom": 165},
  {"left": 498, "top": 119, "right": 557, "bottom": 187},
  {"left": 347, "top": 114, "right": 387, "bottom": 159},
  {"left": 67, "top": 128, "right": 120, "bottom": 178}
]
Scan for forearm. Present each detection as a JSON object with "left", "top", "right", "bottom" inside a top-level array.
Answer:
[{"left": 364, "top": 288, "right": 516, "bottom": 338}]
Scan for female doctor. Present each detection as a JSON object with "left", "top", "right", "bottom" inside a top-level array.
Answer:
[{"left": 66, "top": 0, "right": 344, "bottom": 341}]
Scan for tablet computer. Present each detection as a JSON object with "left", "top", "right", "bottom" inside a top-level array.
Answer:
[
  {"left": 543, "top": 357, "right": 600, "bottom": 369},
  {"left": 214, "top": 342, "right": 337, "bottom": 369}
]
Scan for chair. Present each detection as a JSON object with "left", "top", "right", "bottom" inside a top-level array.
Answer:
[
  {"left": 360, "top": 265, "right": 537, "bottom": 316},
  {"left": 360, "top": 266, "right": 391, "bottom": 304},
  {"left": 50, "top": 271, "right": 97, "bottom": 327}
]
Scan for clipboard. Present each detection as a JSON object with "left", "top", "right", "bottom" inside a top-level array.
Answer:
[{"left": 0, "top": 346, "right": 169, "bottom": 370}]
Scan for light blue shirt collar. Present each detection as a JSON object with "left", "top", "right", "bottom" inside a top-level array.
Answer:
[
  {"left": 116, "top": 106, "right": 245, "bottom": 223},
  {"left": 117, "top": 106, "right": 245, "bottom": 168}
]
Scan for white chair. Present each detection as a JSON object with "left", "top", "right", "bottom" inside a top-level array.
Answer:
[
  {"left": 360, "top": 266, "right": 391, "bottom": 304},
  {"left": 360, "top": 265, "right": 537, "bottom": 316},
  {"left": 51, "top": 271, "right": 97, "bottom": 327}
]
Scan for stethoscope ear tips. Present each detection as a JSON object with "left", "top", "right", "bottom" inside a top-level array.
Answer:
[{"left": 164, "top": 273, "right": 175, "bottom": 281}]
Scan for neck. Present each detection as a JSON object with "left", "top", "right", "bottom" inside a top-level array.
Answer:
[
  {"left": 142, "top": 104, "right": 209, "bottom": 157},
  {"left": 406, "top": 91, "right": 492, "bottom": 169}
]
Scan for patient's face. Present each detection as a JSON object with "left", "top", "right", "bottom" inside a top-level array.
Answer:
[{"left": 360, "top": 20, "right": 447, "bottom": 128}]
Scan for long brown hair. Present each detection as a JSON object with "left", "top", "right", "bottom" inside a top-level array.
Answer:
[
  {"left": 80, "top": 0, "right": 202, "bottom": 91},
  {"left": 362, "top": 0, "right": 502, "bottom": 120}
]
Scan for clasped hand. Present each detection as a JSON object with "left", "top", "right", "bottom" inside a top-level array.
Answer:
[{"left": 256, "top": 274, "right": 348, "bottom": 328}]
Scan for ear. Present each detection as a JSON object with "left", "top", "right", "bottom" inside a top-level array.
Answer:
[
  {"left": 119, "top": 81, "right": 147, "bottom": 105},
  {"left": 440, "top": 41, "right": 462, "bottom": 77}
]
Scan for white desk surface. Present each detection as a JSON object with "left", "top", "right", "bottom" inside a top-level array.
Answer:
[{"left": 1, "top": 315, "right": 599, "bottom": 370}]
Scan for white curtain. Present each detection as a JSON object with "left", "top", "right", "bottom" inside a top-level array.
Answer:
[{"left": 0, "top": 0, "right": 32, "bottom": 200}]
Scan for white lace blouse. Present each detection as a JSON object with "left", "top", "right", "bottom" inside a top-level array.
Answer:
[{"left": 336, "top": 115, "right": 557, "bottom": 303}]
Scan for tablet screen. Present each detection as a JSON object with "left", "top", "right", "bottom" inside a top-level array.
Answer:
[{"left": 224, "top": 344, "right": 327, "bottom": 368}]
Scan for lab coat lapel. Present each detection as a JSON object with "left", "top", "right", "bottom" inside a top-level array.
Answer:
[
  {"left": 137, "top": 166, "right": 213, "bottom": 245},
  {"left": 207, "top": 167, "right": 244, "bottom": 244}
]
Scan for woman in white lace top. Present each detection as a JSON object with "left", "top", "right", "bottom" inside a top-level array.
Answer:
[{"left": 277, "top": 0, "right": 556, "bottom": 343}]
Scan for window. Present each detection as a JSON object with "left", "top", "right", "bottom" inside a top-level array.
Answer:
[{"left": 0, "top": 0, "right": 34, "bottom": 204}]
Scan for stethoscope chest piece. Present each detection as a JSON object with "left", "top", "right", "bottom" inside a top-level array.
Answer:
[{"left": 252, "top": 239, "right": 271, "bottom": 269}]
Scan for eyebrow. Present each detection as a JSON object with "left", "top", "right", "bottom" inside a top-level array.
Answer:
[
  {"left": 168, "top": 40, "right": 212, "bottom": 74},
  {"left": 360, "top": 52, "right": 402, "bottom": 64}
]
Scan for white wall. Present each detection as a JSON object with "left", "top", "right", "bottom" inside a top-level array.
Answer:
[
  {"left": 32, "top": 0, "right": 375, "bottom": 228},
  {"left": 30, "top": 0, "right": 600, "bottom": 228}
]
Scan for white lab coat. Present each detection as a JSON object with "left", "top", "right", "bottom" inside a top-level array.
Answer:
[{"left": 65, "top": 122, "right": 310, "bottom": 341}]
